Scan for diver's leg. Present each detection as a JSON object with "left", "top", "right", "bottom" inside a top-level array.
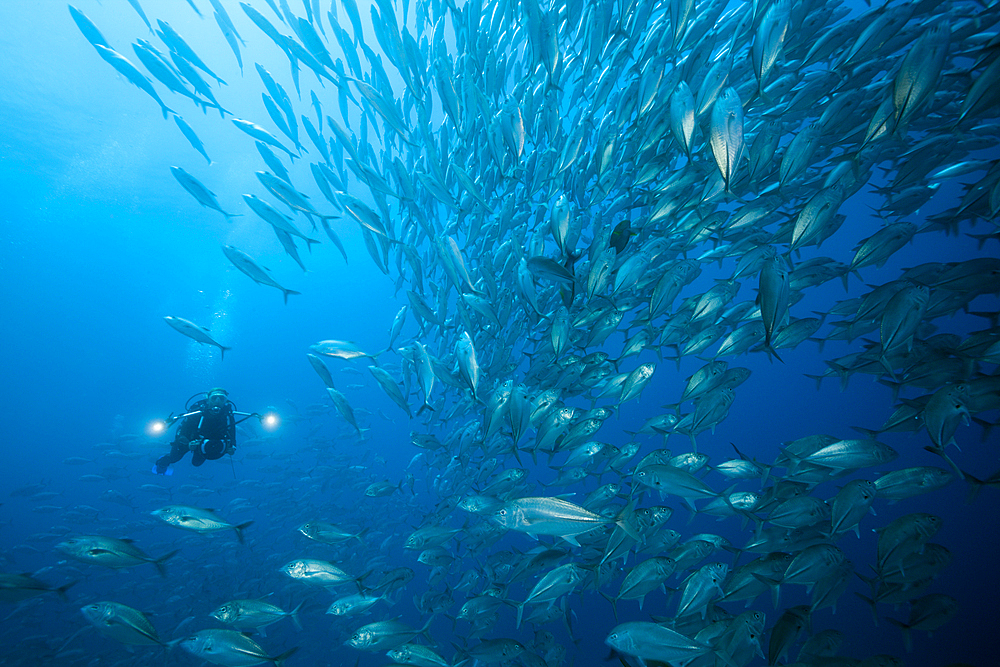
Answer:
[{"left": 155, "top": 440, "right": 188, "bottom": 473}]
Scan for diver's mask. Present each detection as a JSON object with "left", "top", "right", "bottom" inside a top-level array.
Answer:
[{"left": 206, "top": 389, "right": 228, "bottom": 414}]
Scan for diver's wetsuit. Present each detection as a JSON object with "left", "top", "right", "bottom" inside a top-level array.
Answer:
[{"left": 155, "top": 400, "right": 236, "bottom": 471}]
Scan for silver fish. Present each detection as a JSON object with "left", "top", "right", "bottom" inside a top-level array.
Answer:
[{"left": 164, "top": 316, "right": 230, "bottom": 359}]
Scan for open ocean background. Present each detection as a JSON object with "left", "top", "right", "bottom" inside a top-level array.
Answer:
[{"left": 1, "top": 1, "right": 998, "bottom": 666}]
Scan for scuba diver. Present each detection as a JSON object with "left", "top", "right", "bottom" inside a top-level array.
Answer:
[{"left": 153, "top": 388, "right": 274, "bottom": 475}]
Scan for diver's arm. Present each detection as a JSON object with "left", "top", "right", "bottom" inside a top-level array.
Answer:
[
  {"left": 176, "top": 401, "right": 205, "bottom": 444},
  {"left": 225, "top": 411, "right": 237, "bottom": 454},
  {"left": 175, "top": 414, "right": 200, "bottom": 445}
]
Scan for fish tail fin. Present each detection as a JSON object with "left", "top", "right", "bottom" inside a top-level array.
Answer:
[
  {"left": 927, "top": 447, "right": 966, "bottom": 481},
  {"left": 289, "top": 600, "right": 305, "bottom": 631},
  {"left": 223, "top": 211, "right": 244, "bottom": 222},
  {"left": 154, "top": 549, "right": 181, "bottom": 578},
  {"left": 780, "top": 447, "right": 803, "bottom": 475},
  {"left": 854, "top": 592, "right": 879, "bottom": 626},
  {"left": 355, "top": 569, "right": 374, "bottom": 594},
  {"left": 601, "top": 589, "right": 620, "bottom": 622},
  {"left": 969, "top": 310, "right": 1000, "bottom": 328},
  {"left": 272, "top": 646, "right": 299, "bottom": 667},
  {"left": 234, "top": 521, "right": 254, "bottom": 544},
  {"left": 418, "top": 616, "right": 434, "bottom": 642},
  {"left": 963, "top": 470, "right": 986, "bottom": 504},
  {"left": 851, "top": 426, "right": 881, "bottom": 439},
  {"left": 282, "top": 289, "right": 302, "bottom": 305},
  {"left": 803, "top": 373, "right": 826, "bottom": 391},
  {"left": 878, "top": 355, "right": 898, "bottom": 381},
  {"left": 751, "top": 573, "right": 783, "bottom": 608},
  {"left": 682, "top": 498, "right": 698, "bottom": 522},
  {"left": 886, "top": 617, "right": 913, "bottom": 652},
  {"left": 731, "top": 442, "right": 747, "bottom": 460},
  {"left": 668, "top": 352, "right": 682, "bottom": 371},
  {"left": 838, "top": 269, "right": 850, "bottom": 292},
  {"left": 450, "top": 642, "right": 469, "bottom": 662},
  {"left": 714, "top": 648, "right": 740, "bottom": 667},
  {"left": 765, "top": 339, "right": 785, "bottom": 364},
  {"left": 725, "top": 491, "right": 762, "bottom": 536},
  {"left": 515, "top": 602, "right": 525, "bottom": 629},
  {"left": 877, "top": 377, "right": 903, "bottom": 402},
  {"left": 56, "top": 580, "right": 79, "bottom": 602},
  {"left": 615, "top": 499, "right": 641, "bottom": 542},
  {"left": 220, "top": 345, "right": 232, "bottom": 361},
  {"left": 511, "top": 444, "right": 524, "bottom": 466},
  {"left": 973, "top": 415, "right": 996, "bottom": 443}
]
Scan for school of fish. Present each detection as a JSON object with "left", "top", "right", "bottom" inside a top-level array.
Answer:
[{"left": 3, "top": 0, "right": 1000, "bottom": 665}]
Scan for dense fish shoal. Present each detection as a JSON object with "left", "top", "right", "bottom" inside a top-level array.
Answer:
[{"left": 2, "top": 0, "right": 1000, "bottom": 666}]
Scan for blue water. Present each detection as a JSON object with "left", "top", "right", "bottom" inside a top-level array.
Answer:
[{"left": 2, "top": 1, "right": 999, "bottom": 666}]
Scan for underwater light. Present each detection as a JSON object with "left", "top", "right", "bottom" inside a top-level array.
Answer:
[
  {"left": 260, "top": 411, "right": 280, "bottom": 431},
  {"left": 147, "top": 419, "right": 168, "bottom": 436}
]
